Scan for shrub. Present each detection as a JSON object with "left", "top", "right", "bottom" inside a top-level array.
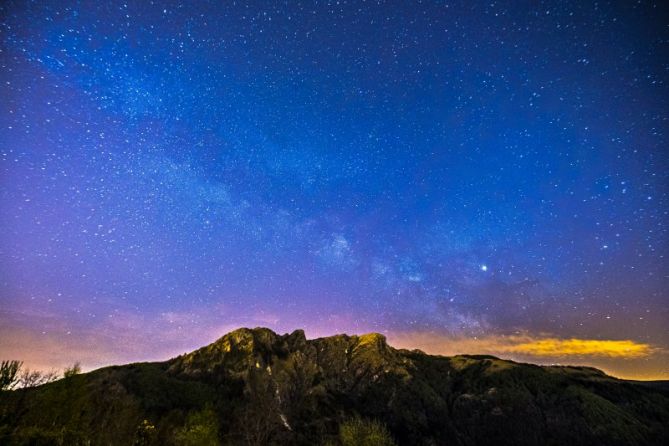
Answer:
[
  {"left": 339, "top": 417, "right": 396, "bottom": 446},
  {"left": 0, "top": 360, "right": 22, "bottom": 390},
  {"left": 133, "top": 419, "right": 156, "bottom": 446},
  {"left": 64, "top": 362, "right": 82, "bottom": 378},
  {"left": 174, "top": 407, "right": 219, "bottom": 446}
]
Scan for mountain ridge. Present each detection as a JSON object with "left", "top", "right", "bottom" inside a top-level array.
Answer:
[{"left": 1, "top": 327, "right": 668, "bottom": 445}]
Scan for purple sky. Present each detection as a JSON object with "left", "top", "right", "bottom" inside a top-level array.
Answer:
[{"left": 1, "top": 0, "right": 667, "bottom": 379}]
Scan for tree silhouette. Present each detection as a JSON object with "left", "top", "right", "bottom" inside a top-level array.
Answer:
[
  {"left": 0, "top": 360, "right": 23, "bottom": 390},
  {"left": 18, "top": 368, "right": 59, "bottom": 388},
  {"left": 64, "top": 362, "right": 82, "bottom": 378},
  {"left": 238, "top": 368, "right": 283, "bottom": 446}
]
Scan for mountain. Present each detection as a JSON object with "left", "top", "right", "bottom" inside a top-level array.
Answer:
[{"left": 1, "top": 327, "right": 668, "bottom": 445}]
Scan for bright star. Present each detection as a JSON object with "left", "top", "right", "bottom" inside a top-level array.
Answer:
[{"left": 480, "top": 264, "right": 488, "bottom": 272}]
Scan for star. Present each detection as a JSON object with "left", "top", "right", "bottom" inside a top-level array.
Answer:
[{"left": 0, "top": 0, "right": 665, "bottom": 381}]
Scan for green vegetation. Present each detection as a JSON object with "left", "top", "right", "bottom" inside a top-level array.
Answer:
[
  {"left": 174, "top": 407, "right": 219, "bottom": 446},
  {"left": 339, "top": 417, "right": 396, "bottom": 446},
  {"left": 63, "top": 362, "right": 81, "bottom": 378},
  {"left": 1, "top": 327, "right": 668, "bottom": 445},
  {"left": 0, "top": 360, "right": 22, "bottom": 391},
  {"left": 133, "top": 419, "right": 156, "bottom": 446}
]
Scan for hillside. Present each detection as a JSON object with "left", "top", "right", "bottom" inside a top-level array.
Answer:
[{"left": 1, "top": 327, "right": 668, "bottom": 445}]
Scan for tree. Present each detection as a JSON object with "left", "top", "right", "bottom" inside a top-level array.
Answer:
[
  {"left": 174, "top": 406, "right": 220, "bottom": 446},
  {"left": 133, "top": 419, "right": 156, "bottom": 446},
  {"left": 1, "top": 360, "right": 60, "bottom": 390},
  {"left": 18, "top": 368, "right": 59, "bottom": 388},
  {"left": 238, "top": 368, "right": 283, "bottom": 446},
  {"left": 277, "top": 352, "right": 320, "bottom": 419},
  {"left": 339, "top": 417, "right": 396, "bottom": 446},
  {"left": 0, "top": 360, "right": 23, "bottom": 390},
  {"left": 63, "top": 362, "right": 82, "bottom": 378}
]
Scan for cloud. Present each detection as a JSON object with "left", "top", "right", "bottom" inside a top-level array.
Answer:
[
  {"left": 388, "top": 331, "right": 656, "bottom": 360},
  {"left": 506, "top": 338, "right": 654, "bottom": 358}
]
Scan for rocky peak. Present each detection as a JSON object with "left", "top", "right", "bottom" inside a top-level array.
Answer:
[
  {"left": 168, "top": 327, "right": 315, "bottom": 376},
  {"left": 354, "top": 332, "right": 388, "bottom": 349},
  {"left": 168, "top": 327, "right": 404, "bottom": 380}
]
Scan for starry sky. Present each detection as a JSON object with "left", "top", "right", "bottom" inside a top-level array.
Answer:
[{"left": 1, "top": 1, "right": 667, "bottom": 380}]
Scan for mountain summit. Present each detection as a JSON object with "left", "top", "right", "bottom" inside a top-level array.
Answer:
[{"left": 1, "top": 327, "right": 668, "bottom": 445}]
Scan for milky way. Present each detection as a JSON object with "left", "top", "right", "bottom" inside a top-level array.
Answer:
[{"left": 1, "top": 1, "right": 667, "bottom": 379}]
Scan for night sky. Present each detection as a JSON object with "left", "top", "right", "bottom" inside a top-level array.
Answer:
[{"left": 1, "top": 1, "right": 667, "bottom": 380}]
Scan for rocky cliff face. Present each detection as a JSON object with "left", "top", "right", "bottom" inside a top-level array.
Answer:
[
  {"left": 1, "top": 327, "right": 668, "bottom": 445},
  {"left": 168, "top": 328, "right": 412, "bottom": 386}
]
